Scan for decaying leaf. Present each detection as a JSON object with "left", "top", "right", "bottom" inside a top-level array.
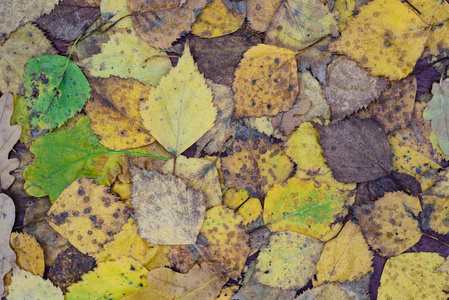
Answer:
[
  {"left": 319, "top": 117, "right": 392, "bottom": 183},
  {"left": 0, "top": 23, "right": 55, "bottom": 95},
  {"left": 296, "top": 71, "right": 330, "bottom": 122},
  {"left": 232, "top": 282, "right": 296, "bottom": 300},
  {"left": 47, "top": 246, "right": 96, "bottom": 293},
  {"left": 0, "top": 94, "right": 21, "bottom": 190},
  {"left": 265, "top": 0, "right": 338, "bottom": 51},
  {"left": 255, "top": 231, "right": 323, "bottom": 289},
  {"left": 8, "top": 268, "right": 63, "bottom": 300},
  {"left": 356, "top": 191, "right": 422, "bottom": 257},
  {"left": 329, "top": 0, "right": 429, "bottom": 80},
  {"left": 271, "top": 98, "right": 311, "bottom": 135},
  {"left": 378, "top": 253, "right": 449, "bottom": 299},
  {"left": 47, "top": 178, "right": 132, "bottom": 255},
  {"left": 233, "top": 44, "right": 298, "bottom": 118},
  {"left": 297, "top": 282, "right": 361, "bottom": 299},
  {"left": 246, "top": 0, "right": 282, "bottom": 32},
  {"left": 223, "top": 188, "right": 262, "bottom": 226},
  {"left": 323, "top": 57, "right": 390, "bottom": 121},
  {"left": 130, "top": 168, "right": 206, "bottom": 245},
  {"left": 140, "top": 44, "right": 216, "bottom": 157},
  {"left": 128, "top": 0, "right": 208, "bottom": 49},
  {"left": 357, "top": 76, "right": 417, "bottom": 133},
  {"left": 314, "top": 221, "right": 373, "bottom": 286},
  {"left": 66, "top": 256, "right": 148, "bottom": 299},
  {"left": 9, "top": 232, "right": 44, "bottom": 276},
  {"left": 85, "top": 77, "right": 154, "bottom": 150},
  {"left": 122, "top": 263, "right": 227, "bottom": 300},
  {"left": 222, "top": 127, "right": 293, "bottom": 198},
  {"left": 421, "top": 169, "right": 449, "bottom": 235},
  {"left": 0, "top": 194, "right": 16, "bottom": 297}
]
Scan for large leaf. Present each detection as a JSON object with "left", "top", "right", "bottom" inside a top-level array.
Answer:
[
  {"left": 23, "top": 116, "right": 167, "bottom": 202},
  {"left": 24, "top": 55, "right": 91, "bottom": 140}
]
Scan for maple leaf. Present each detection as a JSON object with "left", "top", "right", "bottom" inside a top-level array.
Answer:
[
  {"left": 0, "top": 94, "right": 21, "bottom": 190},
  {"left": 0, "top": 194, "right": 16, "bottom": 297}
]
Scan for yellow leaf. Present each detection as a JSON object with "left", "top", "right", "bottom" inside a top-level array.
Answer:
[
  {"left": 140, "top": 44, "right": 216, "bottom": 157},
  {"left": 379, "top": 253, "right": 449, "bottom": 299},
  {"left": 329, "top": 0, "right": 429, "bottom": 80},
  {"left": 334, "top": 0, "right": 355, "bottom": 30},
  {"left": 296, "top": 71, "right": 330, "bottom": 123},
  {"left": 162, "top": 156, "right": 222, "bottom": 209},
  {"left": 130, "top": 168, "right": 206, "bottom": 245},
  {"left": 356, "top": 191, "right": 422, "bottom": 257},
  {"left": 421, "top": 169, "right": 449, "bottom": 235},
  {"left": 298, "top": 282, "right": 360, "bottom": 299},
  {"left": 314, "top": 221, "right": 373, "bottom": 286},
  {"left": 122, "top": 263, "right": 227, "bottom": 300},
  {"left": 221, "top": 130, "right": 293, "bottom": 198},
  {"left": 255, "top": 231, "right": 323, "bottom": 289},
  {"left": 85, "top": 77, "right": 154, "bottom": 150},
  {"left": 284, "top": 122, "right": 356, "bottom": 191},
  {"left": 265, "top": 0, "right": 338, "bottom": 51},
  {"left": 264, "top": 177, "right": 352, "bottom": 240},
  {"left": 8, "top": 268, "right": 63, "bottom": 300},
  {"left": 47, "top": 178, "right": 132, "bottom": 255},
  {"left": 223, "top": 188, "right": 262, "bottom": 225},
  {"left": 233, "top": 44, "right": 299, "bottom": 118},
  {"left": 247, "top": 0, "right": 282, "bottom": 32},
  {"left": 80, "top": 28, "right": 172, "bottom": 86},
  {"left": 9, "top": 233, "right": 44, "bottom": 276},
  {"left": 100, "top": 0, "right": 133, "bottom": 29},
  {"left": 66, "top": 256, "right": 148, "bottom": 300},
  {"left": 192, "top": 0, "right": 244, "bottom": 38}
]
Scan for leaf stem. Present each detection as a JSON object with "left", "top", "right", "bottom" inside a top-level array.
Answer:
[{"left": 422, "top": 232, "right": 449, "bottom": 248}]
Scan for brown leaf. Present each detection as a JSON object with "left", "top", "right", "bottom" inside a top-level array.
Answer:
[
  {"left": 324, "top": 57, "right": 390, "bottom": 121},
  {"left": 271, "top": 98, "right": 311, "bottom": 135},
  {"left": 318, "top": 117, "right": 392, "bottom": 183},
  {"left": 0, "top": 193, "right": 16, "bottom": 298}
]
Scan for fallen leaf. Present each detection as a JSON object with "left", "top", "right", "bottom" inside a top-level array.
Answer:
[
  {"left": 122, "top": 263, "right": 227, "bottom": 300},
  {"left": 334, "top": 0, "right": 355, "bottom": 30},
  {"left": 47, "top": 178, "right": 132, "bottom": 255},
  {"left": 0, "top": 23, "right": 55, "bottom": 95},
  {"left": 233, "top": 44, "right": 298, "bottom": 118},
  {"left": 296, "top": 43, "right": 332, "bottom": 84},
  {"left": 254, "top": 231, "right": 323, "bottom": 289},
  {"left": 264, "top": 177, "right": 353, "bottom": 240},
  {"left": 265, "top": 0, "right": 338, "bottom": 51},
  {"left": 296, "top": 71, "right": 330, "bottom": 122},
  {"left": 319, "top": 117, "right": 392, "bottom": 183},
  {"left": 47, "top": 246, "right": 96, "bottom": 293},
  {"left": 84, "top": 77, "right": 154, "bottom": 150},
  {"left": 66, "top": 256, "right": 148, "bottom": 299},
  {"left": 130, "top": 168, "right": 206, "bottom": 245},
  {"left": 192, "top": 0, "right": 244, "bottom": 38},
  {"left": 222, "top": 127, "right": 293, "bottom": 198},
  {"left": 323, "top": 57, "right": 390, "bottom": 121},
  {"left": 162, "top": 155, "right": 222, "bottom": 209},
  {"left": 297, "top": 282, "right": 360, "bottom": 299},
  {"left": 378, "top": 253, "right": 449, "bottom": 299},
  {"left": 23, "top": 55, "right": 91, "bottom": 140},
  {"left": 100, "top": 0, "right": 133, "bottom": 29},
  {"left": 329, "top": 0, "right": 429, "bottom": 80},
  {"left": 421, "top": 169, "right": 449, "bottom": 235},
  {"left": 0, "top": 194, "right": 16, "bottom": 297},
  {"left": 223, "top": 188, "right": 262, "bottom": 226},
  {"left": 314, "top": 221, "right": 373, "bottom": 286},
  {"left": 356, "top": 191, "right": 422, "bottom": 257},
  {"left": 36, "top": 0, "right": 100, "bottom": 42},
  {"left": 7, "top": 268, "right": 63, "bottom": 300},
  {"left": 9, "top": 232, "right": 44, "bottom": 276},
  {"left": 231, "top": 282, "right": 296, "bottom": 300},
  {"left": 80, "top": 27, "right": 172, "bottom": 86},
  {"left": 127, "top": 0, "right": 208, "bottom": 49},
  {"left": 271, "top": 98, "right": 311, "bottom": 135},
  {"left": 0, "top": 0, "right": 59, "bottom": 39},
  {"left": 357, "top": 76, "right": 417, "bottom": 133},
  {"left": 246, "top": 0, "right": 282, "bottom": 32},
  {"left": 190, "top": 31, "right": 261, "bottom": 86},
  {"left": 0, "top": 94, "right": 21, "bottom": 190},
  {"left": 140, "top": 43, "right": 217, "bottom": 157}
]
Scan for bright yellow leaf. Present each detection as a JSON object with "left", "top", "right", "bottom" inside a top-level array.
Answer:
[
  {"left": 379, "top": 253, "right": 449, "bottom": 299},
  {"left": 8, "top": 268, "right": 63, "bottom": 300},
  {"left": 9, "top": 233, "right": 44, "bottom": 276},
  {"left": 329, "top": 0, "right": 429, "bottom": 80},
  {"left": 314, "top": 221, "right": 373, "bottom": 286},
  {"left": 334, "top": 0, "right": 355, "bottom": 30},
  {"left": 47, "top": 178, "right": 132, "bottom": 255},
  {"left": 140, "top": 43, "right": 216, "bottom": 157},
  {"left": 255, "top": 231, "right": 323, "bottom": 289},
  {"left": 223, "top": 188, "right": 262, "bottom": 225},
  {"left": 233, "top": 44, "right": 298, "bottom": 118}
]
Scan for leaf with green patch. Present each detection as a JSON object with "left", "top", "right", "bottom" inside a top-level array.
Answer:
[{"left": 23, "top": 116, "right": 168, "bottom": 202}]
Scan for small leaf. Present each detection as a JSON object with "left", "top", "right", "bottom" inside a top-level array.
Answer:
[
  {"left": 0, "top": 194, "right": 16, "bottom": 297},
  {"left": 130, "top": 168, "right": 206, "bottom": 245},
  {"left": 140, "top": 43, "right": 216, "bottom": 157},
  {"left": 319, "top": 117, "right": 392, "bottom": 183},
  {"left": 9, "top": 232, "right": 44, "bottom": 276}
]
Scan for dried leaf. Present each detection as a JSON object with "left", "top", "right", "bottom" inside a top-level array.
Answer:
[
  {"left": 247, "top": 0, "right": 282, "bottom": 32},
  {"left": 271, "top": 98, "right": 311, "bottom": 135},
  {"left": 319, "top": 117, "right": 392, "bottom": 183},
  {"left": 9, "top": 233, "right": 44, "bottom": 276},
  {"left": 0, "top": 194, "right": 16, "bottom": 297},
  {"left": 421, "top": 169, "right": 449, "bottom": 235},
  {"left": 8, "top": 268, "right": 63, "bottom": 300}
]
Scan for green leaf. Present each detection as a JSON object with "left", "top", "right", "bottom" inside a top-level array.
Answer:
[
  {"left": 24, "top": 55, "right": 91, "bottom": 140},
  {"left": 23, "top": 116, "right": 168, "bottom": 202}
]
